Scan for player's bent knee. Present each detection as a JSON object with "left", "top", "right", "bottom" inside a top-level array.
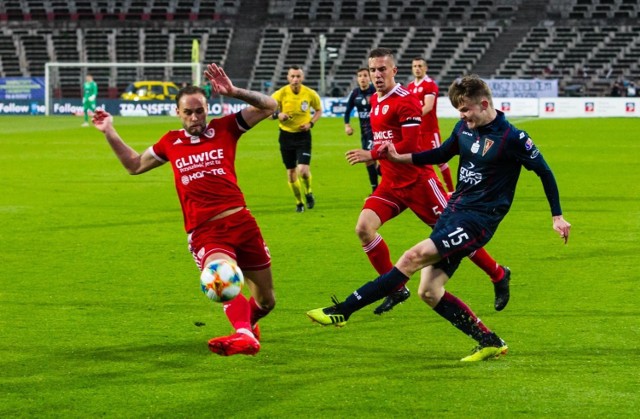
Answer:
[
  {"left": 399, "top": 248, "right": 424, "bottom": 271},
  {"left": 419, "top": 289, "right": 440, "bottom": 307},
  {"left": 254, "top": 292, "right": 276, "bottom": 312},
  {"left": 355, "top": 224, "right": 375, "bottom": 243}
]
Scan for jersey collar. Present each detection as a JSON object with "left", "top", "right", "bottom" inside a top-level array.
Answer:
[{"left": 377, "top": 83, "right": 402, "bottom": 102}]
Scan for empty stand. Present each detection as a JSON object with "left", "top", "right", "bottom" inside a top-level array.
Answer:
[
  {"left": 1, "top": 0, "right": 639, "bottom": 99},
  {"left": 0, "top": 29, "right": 23, "bottom": 76},
  {"left": 496, "top": 25, "right": 640, "bottom": 95}
]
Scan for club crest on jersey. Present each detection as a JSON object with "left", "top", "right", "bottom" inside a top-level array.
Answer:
[
  {"left": 482, "top": 139, "right": 494, "bottom": 156},
  {"left": 471, "top": 139, "right": 480, "bottom": 154},
  {"left": 301, "top": 101, "right": 309, "bottom": 111},
  {"left": 382, "top": 105, "right": 389, "bottom": 115}
]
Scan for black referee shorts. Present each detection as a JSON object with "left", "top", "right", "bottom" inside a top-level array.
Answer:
[{"left": 278, "top": 129, "right": 312, "bottom": 169}]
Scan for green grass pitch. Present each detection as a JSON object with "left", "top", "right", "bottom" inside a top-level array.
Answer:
[{"left": 1, "top": 114, "right": 639, "bottom": 417}]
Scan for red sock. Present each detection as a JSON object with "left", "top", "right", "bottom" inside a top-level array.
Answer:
[
  {"left": 223, "top": 294, "right": 251, "bottom": 331},
  {"left": 468, "top": 248, "right": 504, "bottom": 282},
  {"left": 249, "top": 296, "right": 272, "bottom": 326},
  {"left": 439, "top": 164, "right": 455, "bottom": 192},
  {"left": 363, "top": 234, "right": 394, "bottom": 275}
]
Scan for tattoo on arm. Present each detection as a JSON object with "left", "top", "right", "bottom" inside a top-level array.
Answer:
[{"left": 233, "top": 88, "right": 272, "bottom": 110}]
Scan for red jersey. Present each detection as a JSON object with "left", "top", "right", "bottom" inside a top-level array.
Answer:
[
  {"left": 370, "top": 83, "right": 435, "bottom": 188},
  {"left": 150, "top": 113, "right": 247, "bottom": 233},
  {"left": 407, "top": 76, "right": 440, "bottom": 134}
]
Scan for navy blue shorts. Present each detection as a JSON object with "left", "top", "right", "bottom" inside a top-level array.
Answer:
[
  {"left": 361, "top": 133, "right": 374, "bottom": 151},
  {"left": 430, "top": 210, "right": 497, "bottom": 278}
]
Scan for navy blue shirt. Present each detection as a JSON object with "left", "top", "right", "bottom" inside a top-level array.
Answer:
[
  {"left": 412, "top": 110, "right": 562, "bottom": 224},
  {"left": 344, "top": 84, "right": 375, "bottom": 143}
]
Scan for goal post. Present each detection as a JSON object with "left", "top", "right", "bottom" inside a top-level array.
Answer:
[{"left": 44, "top": 62, "right": 202, "bottom": 115}]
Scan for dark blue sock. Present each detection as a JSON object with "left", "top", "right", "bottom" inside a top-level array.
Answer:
[
  {"left": 366, "top": 164, "right": 379, "bottom": 189},
  {"left": 341, "top": 267, "right": 409, "bottom": 317}
]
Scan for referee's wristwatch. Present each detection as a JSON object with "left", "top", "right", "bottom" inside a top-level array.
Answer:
[{"left": 309, "top": 121, "right": 314, "bottom": 128}]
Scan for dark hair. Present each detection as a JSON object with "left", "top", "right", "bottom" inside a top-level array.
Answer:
[
  {"left": 289, "top": 65, "right": 302, "bottom": 71},
  {"left": 357, "top": 67, "right": 369, "bottom": 74},
  {"left": 175, "top": 85, "right": 207, "bottom": 106},
  {"left": 448, "top": 74, "right": 493, "bottom": 109},
  {"left": 412, "top": 57, "right": 428, "bottom": 66},
  {"left": 368, "top": 48, "right": 394, "bottom": 60}
]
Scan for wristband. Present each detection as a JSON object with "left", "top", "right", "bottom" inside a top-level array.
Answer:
[{"left": 309, "top": 121, "right": 314, "bottom": 128}]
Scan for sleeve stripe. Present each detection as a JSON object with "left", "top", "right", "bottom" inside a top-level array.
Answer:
[{"left": 148, "top": 146, "right": 166, "bottom": 163}]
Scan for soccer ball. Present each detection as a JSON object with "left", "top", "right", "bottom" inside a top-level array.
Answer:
[{"left": 200, "top": 259, "right": 244, "bottom": 303}]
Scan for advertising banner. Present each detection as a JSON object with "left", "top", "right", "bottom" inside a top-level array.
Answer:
[
  {"left": 439, "top": 97, "right": 540, "bottom": 118},
  {"left": 539, "top": 97, "right": 639, "bottom": 118},
  {"left": 322, "top": 97, "right": 349, "bottom": 117},
  {"left": 0, "top": 77, "right": 45, "bottom": 100},
  {"left": 486, "top": 79, "right": 558, "bottom": 98},
  {"left": 1, "top": 97, "right": 638, "bottom": 118}
]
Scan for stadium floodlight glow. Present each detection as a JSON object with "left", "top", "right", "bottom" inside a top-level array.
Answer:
[
  {"left": 319, "top": 35, "right": 327, "bottom": 96},
  {"left": 43, "top": 62, "right": 202, "bottom": 115}
]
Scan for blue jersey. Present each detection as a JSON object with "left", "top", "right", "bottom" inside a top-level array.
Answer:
[
  {"left": 412, "top": 110, "right": 561, "bottom": 226},
  {"left": 344, "top": 84, "right": 375, "bottom": 144}
]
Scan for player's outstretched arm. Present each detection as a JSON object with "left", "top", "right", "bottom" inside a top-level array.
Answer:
[
  {"left": 377, "top": 142, "right": 413, "bottom": 163},
  {"left": 344, "top": 123, "right": 354, "bottom": 135},
  {"left": 92, "top": 109, "right": 162, "bottom": 175},
  {"left": 345, "top": 148, "right": 373, "bottom": 165},
  {"left": 204, "top": 63, "right": 277, "bottom": 127}
]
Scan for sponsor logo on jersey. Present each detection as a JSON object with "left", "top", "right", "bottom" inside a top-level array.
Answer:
[
  {"left": 181, "top": 168, "right": 228, "bottom": 185},
  {"left": 525, "top": 138, "right": 540, "bottom": 159},
  {"left": 462, "top": 130, "right": 474, "bottom": 137},
  {"left": 459, "top": 162, "right": 482, "bottom": 185},
  {"left": 175, "top": 149, "right": 225, "bottom": 170},
  {"left": 373, "top": 130, "right": 394, "bottom": 140},
  {"left": 525, "top": 138, "right": 534, "bottom": 151}
]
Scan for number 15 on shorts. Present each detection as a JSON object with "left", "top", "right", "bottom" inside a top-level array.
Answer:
[{"left": 441, "top": 227, "right": 469, "bottom": 249}]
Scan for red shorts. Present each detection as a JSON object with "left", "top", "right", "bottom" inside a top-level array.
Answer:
[
  {"left": 188, "top": 208, "right": 271, "bottom": 271},
  {"left": 422, "top": 130, "right": 442, "bottom": 150},
  {"left": 364, "top": 175, "right": 448, "bottom": 227}
]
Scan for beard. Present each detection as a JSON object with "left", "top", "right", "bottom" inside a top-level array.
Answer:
[{"left": 185, "top": 122, "right": 206, "bottom": 136}]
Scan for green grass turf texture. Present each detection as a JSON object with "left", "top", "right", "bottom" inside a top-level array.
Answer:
[{"left": 1, "top": 114, "right": 638, "bottom": 418}]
